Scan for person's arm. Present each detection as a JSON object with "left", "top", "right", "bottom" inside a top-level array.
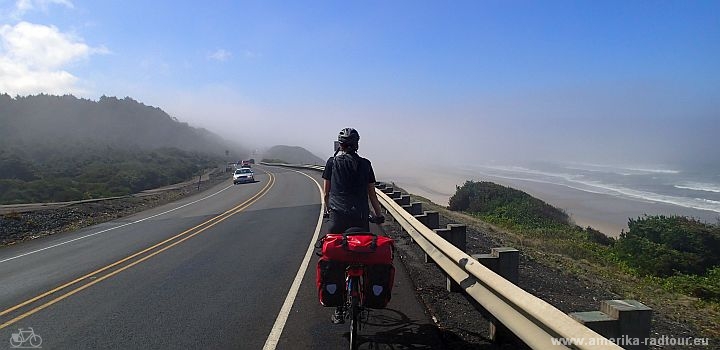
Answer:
[
  {"left": 321, "top": 157, "right": 333, "bottom": 213},
  {"left": 323, "top": 179, "right": 331, "bottom": 213},
  {"left": 368, "top": 183, "right": 383, "bottom": 217}
]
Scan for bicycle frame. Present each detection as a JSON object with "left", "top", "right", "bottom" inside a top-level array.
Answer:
[{"left": 345, "top": 264, "right": 365, "bottom": 350}]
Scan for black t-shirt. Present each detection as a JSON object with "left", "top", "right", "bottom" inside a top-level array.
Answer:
[{"left": 322, "top": 152, "right": 376, "bottom": 219}]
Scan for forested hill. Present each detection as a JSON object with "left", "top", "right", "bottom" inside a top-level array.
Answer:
[
  {"left": 0, "top": 94, "right": 234, "bottom": 155},
  {"left": 262, "top": 145, "right": 324, "bottom": 165},
  {"left": 0, "top": 94, "right": 246, "bottom": 204}
]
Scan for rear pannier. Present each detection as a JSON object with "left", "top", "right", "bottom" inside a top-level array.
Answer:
[{"left": 316, "top": 232, "right": 395, "bottom": 308}]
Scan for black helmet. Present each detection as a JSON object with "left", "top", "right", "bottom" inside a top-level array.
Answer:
[{"left": 338, "top": 128, "right": 360, "bottom": 145}]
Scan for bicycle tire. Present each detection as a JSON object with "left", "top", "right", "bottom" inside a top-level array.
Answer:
[
  {"left": 349, "top": 278, "right": 359, "bottom": 350},
  {"left": 29, "top": 334, "right": 42, "bottom": 348}
]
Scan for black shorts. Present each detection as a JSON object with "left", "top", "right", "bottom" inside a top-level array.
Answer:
[{"left": 326, "top": 210, "right": 369, "bottom": 234}]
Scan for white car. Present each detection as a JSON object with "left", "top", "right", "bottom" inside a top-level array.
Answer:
[{"left": 233, "top": 168, "right": 255, "bottom": 184}]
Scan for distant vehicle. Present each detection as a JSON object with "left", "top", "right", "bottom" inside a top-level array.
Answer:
[
  {"left": 240, "top": 160, "right": 252, "bottom": 168},
  {"left": 233, "top": 168, "right": 255, "bottom": 184},
  {"left": 248, "top": 158, "right": 255, "bottom": 164}
]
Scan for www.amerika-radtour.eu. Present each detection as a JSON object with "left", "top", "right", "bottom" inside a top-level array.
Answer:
[{"left": 551, "top": 335, "right": 710, "bottom": 347}]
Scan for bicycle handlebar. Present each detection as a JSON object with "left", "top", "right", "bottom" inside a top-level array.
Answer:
[
  {"left": 369, "top": 215, "right": 385, "bottom": 224},
  {"left": 322, "top": 210, "right": 385, "bottom": 224}
]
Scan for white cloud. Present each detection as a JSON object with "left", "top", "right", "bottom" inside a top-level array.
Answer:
[
  {"left": 208, "top": 49, "right": 232, "bottom": 62},
  {"left": 0, "top": 21, "right": 106, "bottom": 96},
  {"left": 12, "top": 0, "right": 73, "bottom": 18},
  {"left": 243, "top": 50, "right": 262, "bottom": 59}
]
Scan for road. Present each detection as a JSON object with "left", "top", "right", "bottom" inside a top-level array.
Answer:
[{"left": 0, "top": 165, "right": 441, "bottom": 349}]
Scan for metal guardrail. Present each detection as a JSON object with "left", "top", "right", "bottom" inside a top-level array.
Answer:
[{"left": 262, "top": 162, "right": 623, "bottom": 350}]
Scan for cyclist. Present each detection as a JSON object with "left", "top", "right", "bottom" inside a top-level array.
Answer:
[{"left": 322, "top": 127, "right": 384, "bottom": 323}]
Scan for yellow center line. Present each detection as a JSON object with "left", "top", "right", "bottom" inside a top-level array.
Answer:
[{"left": 0, "top": 169, "right": 275, "bottom": 329}]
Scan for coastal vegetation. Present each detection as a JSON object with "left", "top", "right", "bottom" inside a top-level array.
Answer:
[
  {"left": 448, "top": 180, "right": 720, "bottom": 303},
  {"left": 262, "top": 145, "right": 325, "bottom": 165},
  {"left": 0, "top": 145, "right": 220, "bottom": 204},
  {"left": 0, "top": 94, "right": 242, "bottom": 204}
]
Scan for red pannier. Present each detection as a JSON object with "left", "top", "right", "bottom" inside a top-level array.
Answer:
[{"left": 316, "top": 233, "right": 395, "bottom": 309}]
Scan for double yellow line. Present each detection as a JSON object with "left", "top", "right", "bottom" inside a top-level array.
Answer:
[{"left": 0, "top": 170, "right": 276, "bottom": 329}]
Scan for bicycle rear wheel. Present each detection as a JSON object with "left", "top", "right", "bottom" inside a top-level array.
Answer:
[{"left": 348, "top": 278, "right": 360, "bottom": 350}]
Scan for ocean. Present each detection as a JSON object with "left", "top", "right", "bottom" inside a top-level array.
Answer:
[
  {"left": 383, "top": 160, "right": 720, "bottom": 236},
  {"left": 458, "top": 161, "right": 720, "bottom": 225}
]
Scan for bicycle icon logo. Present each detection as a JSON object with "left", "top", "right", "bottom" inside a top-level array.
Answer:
[{"left": 9, "top": 328, "right": 42, "bottom": 348}]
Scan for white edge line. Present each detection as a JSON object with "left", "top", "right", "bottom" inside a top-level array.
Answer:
[
  {"left": 262, "top": 169, "right": 324, "bottom": 350},
  {"left": 0, "top": 184, "right": 235, "bottom": 264}
]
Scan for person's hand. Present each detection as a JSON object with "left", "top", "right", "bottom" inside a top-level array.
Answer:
[{"left": 371, "top": 215, "right": 385, "bottom": 224}]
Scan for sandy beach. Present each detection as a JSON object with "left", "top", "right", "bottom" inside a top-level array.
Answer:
[{"left": 379, "top": 168, "right": 720, "bottom": 238}]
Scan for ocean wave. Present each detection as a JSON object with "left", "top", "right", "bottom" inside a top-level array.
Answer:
[
  {"left": 482, "top": 165, "right": 583, "bottom": 183},
  {"left": 563, "top": 166, "right": 634, "bottom": 176},
  {"left": 466, "top": 168, "right": 621, "bottom": 196},
  {"left": 625, "top": 167, "right": 680, "bottom": 174},
  {"left": 674, "top": 183, "right": 720, "bottom": 193},
  {"left": 467, "top": 165, "right": 720, "bottom": 214},
  {"left": 572, "top": 181, "right": 720, "bottom": 213},
  {"left": 557, "top": 162, "right": 680, "bottom": 175}
]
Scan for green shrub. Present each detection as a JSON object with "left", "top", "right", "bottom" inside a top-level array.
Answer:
[
  {"left": 447, "top": 181, "right": 719, "bottom": 303},
  {"left": 449, "top": 181, "right": 569, "bottom": 229},
  {"left": 613, "top": 215, "right": 719, "bottom": 276}
]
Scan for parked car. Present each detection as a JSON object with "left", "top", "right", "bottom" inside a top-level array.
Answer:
[{"left": 233, "top": 168, "right": 255, "bottom": 184}]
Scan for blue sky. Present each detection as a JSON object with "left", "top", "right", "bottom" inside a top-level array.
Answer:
[{"left": 1, "top": 0, "right": 718, "bottom": 168}]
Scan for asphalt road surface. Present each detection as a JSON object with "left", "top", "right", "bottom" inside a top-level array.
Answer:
[{"left": 0, "top": 165, "right": 442, "bottom": 349}]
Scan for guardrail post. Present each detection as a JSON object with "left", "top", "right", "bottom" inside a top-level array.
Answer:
[
  {"left": 424, "top": 211, "right": 439, "bottom": 229},
  {"left": 448, "top": 224, "right": 467, "bottom": 253},
  {"left": 433, "top": 224, "right": 466, "bottom": 292},
  {"left": 602, "top": 300, "right": 652, "bottom": 350},
  {"left": 570, "top": 300, "right": 652, "bottom": 350},
  {"left": 472, "top": 247, "right": 519, "bottom": 284},
  {"left": 390, "top": 191, "right": 402, "bottom": 199},
  {"left": 428, "top": 226, "right": 450, "bottom": 264},
  {"left": 394, "top": 195, "right": 410, "bottom": 206},
  {"left": 408, "top": 202, "right": 423, "bottom": 215},
  {"left": 418, "top": 211, "right": 440, "bottom": 250},
  {"left": 472, "top": 247, "right": 520, "bottom": 343},
  {"left": 569, "top": 311, "right": 619, "bottom": 340},
  {"left": 381, "top": 187, "right": 394, "bottom": 195}
]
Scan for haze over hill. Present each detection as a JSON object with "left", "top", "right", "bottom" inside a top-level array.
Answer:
[
  {"left": 262, "top": 145, "right": 325, "bottom": 165},
  {"left": 0, "top": 94, "right": 245, "bottom": 157},
  {"left": 0, "top": 94, "right": 246, "bottom": 204}
]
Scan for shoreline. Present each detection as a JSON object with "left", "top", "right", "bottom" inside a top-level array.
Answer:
[{"left": 382, "top": 170, "right": 719, "bottom": 238}]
